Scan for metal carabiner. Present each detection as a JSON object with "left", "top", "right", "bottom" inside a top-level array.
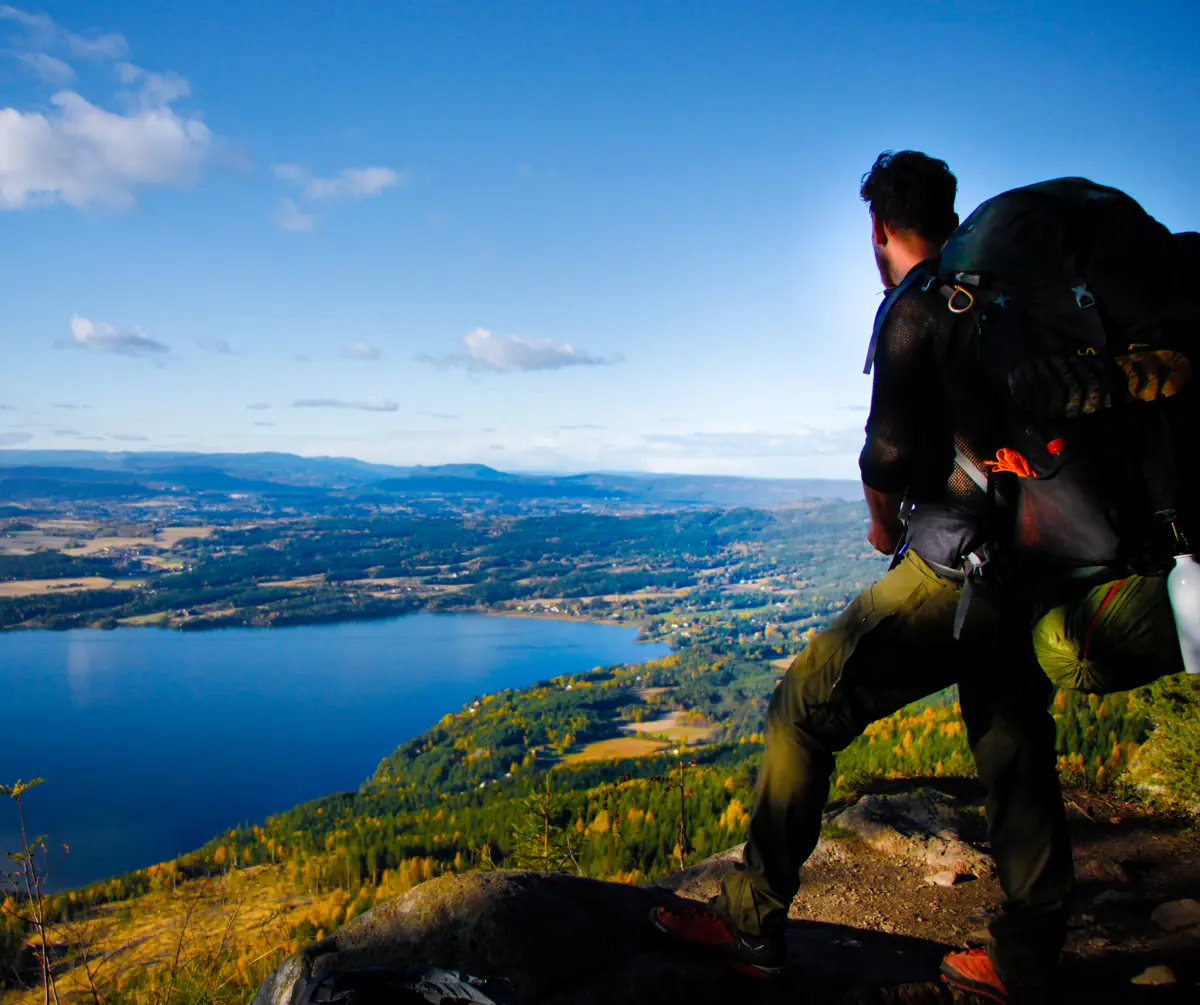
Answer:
[{"left": 947, "top": 285, "right": 976, "bottom": 314}]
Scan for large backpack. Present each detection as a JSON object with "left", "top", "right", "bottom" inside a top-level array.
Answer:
[{"left": 932, "top": 178, "right": 1199, "bottom": 606}]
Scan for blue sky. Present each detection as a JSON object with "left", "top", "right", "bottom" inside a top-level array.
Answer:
[{"left": 2, "top": 0, "right": 1198, "bottom": 477}]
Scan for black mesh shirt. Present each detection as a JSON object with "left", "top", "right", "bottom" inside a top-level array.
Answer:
[{"left": 858, "top": 270, "right": 998, "bottom": 567}]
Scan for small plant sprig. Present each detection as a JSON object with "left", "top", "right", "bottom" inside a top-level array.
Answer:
[{"left": 1, "top": 778, "right": 61, "bottom": 1005}]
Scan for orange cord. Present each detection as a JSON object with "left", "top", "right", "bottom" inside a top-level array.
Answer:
[{"left": 983, "top": 447, "right": 1038, "bottom": 478}]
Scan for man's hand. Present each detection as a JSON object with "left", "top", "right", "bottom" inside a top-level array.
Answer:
[{"left": 864, "top": 484, "right": 905, "bottom": 555}]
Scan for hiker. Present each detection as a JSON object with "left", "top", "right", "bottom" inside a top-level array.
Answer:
[{"left": 653, "top": 151, "right": 1075, "bottom": 1005}]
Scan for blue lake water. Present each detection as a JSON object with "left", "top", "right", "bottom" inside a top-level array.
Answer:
[{"left": 0, "top": 613, "right": 668, "bottom": 890}]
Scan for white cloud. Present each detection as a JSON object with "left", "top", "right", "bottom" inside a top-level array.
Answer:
[
  {"left": 0, "top": 431, "right": 33, "bottom": 445},
  {"left": 246, "top": 402, "right": 271, "bottom": 411},
  {"left": 0, "top": 9, "right": 210, "bottom": 210},
  {"left": 64, "top": 314, "right": 169, "bottom": 357},
  {"left": 342, "top": 340, "right": 381, "bottom": 361},
  {"left": 0, "top": 90, "right": 211, "bottom": 210},
  {"left": 193, "top": 334, "right": 233, "bottom": 354},
  {"left": 110, "top": 433, "right": 147, "bottom": 442},
  {"left": 273, "top": 162, "right": 402, "bottom": 201},
  {"left": 292, "top": 398, "right": 399, "bottom": 412},
  {"left": 274, "top": 197, "right": 314, "bottom": 232},
  {"left": 417, "top": 328, "right": 619, "bottom": 373}
]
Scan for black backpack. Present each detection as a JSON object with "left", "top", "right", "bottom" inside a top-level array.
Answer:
[{"left": 932, "top": 178, "right": 1199, "bottom": 599}]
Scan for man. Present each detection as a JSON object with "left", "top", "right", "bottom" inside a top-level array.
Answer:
[{"left": 653, "top": 152, "right": 1075, "bottom": 1005}]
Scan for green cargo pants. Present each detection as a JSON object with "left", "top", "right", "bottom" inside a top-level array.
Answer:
[{"left": 715, "top": 550, "right": 1074, "bottom": 1002}]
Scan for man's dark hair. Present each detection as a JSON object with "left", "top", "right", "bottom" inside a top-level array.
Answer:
[{"left": 860, "top": 151, "right": 958, "bottom": 243}]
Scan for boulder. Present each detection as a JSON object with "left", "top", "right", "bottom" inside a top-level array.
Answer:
[
  {"left": 1150, "top": 898, "right": 1200, "bottom": 932},
  {"left": 253, "top": 870, "right": 955, "bottom": 1005},
  {"left": 826, "top": 790, "right": 991, "bottom": 876}
]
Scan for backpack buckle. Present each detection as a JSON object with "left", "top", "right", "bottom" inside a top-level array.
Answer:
[
  {"left": 1072, "top": 283, "right": 1096, "bottom": 309},
  {"left": 947, "top": 285, "right": 976, "bottom": 313}
]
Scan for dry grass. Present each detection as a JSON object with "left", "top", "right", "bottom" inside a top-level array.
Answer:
[
  {"left": 598, "top": 588, "right": 690, "bottom": 602},
  {"left": 35, "top": 520, "right": 100, "bottom": 533},
  {"left": 562, "top": 736, "right": 668, "bottom": 763},
  {"left": 118, "top": 612, "right": 171, "bottom": 626},
  {"left": 259, "top": 575, "right": 325, "bottom": 588},
  {"left": 154, "top": 526, "right": 215, "bottom": 548},
  {"left": 63, "top": 526, "right": 215, "bottom": 556},
  {"left": 0, "top": 535, "right": 74, "bottom": 555},
  {"left": 0, "top": 577, "right": 114, "bottom": 597},
  {"left": 8, "top": 868, "right": 308, "bottom": 1005},
  {"left": 623, "top": 712, "right": 715, "bottom": 745}
]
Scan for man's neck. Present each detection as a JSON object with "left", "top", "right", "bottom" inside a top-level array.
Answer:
[{"left": 888, "top": 236, "right": 940, "bottom": 287}]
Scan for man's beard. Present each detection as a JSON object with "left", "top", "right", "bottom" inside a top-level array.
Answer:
[{"left": 874, "top": 245, "right": 894, "bottom": 290}]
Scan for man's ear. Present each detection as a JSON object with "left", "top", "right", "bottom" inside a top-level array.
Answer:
[{"left": 871, "top": 212, "right": 888, "bottom": 246}]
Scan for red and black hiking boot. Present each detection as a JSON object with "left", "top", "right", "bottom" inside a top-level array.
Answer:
[
  {"left": 941, "top": 948, "right": 1010, "bottom": 1005},
  {"left": 650, "top": 900, "right": 784, "bottom": 978}
]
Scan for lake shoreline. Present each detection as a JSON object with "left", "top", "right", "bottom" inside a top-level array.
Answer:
[{"left": 1, "top": 613, "right": 669, "bottom": 890}]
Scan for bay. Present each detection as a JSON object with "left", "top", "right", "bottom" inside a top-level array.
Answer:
[{"left": 0, "top": 613, "right": 668, "bottom": 890}]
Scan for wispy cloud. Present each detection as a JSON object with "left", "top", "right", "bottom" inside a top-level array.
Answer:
[
  {"left": 0, "top": 8, "right": 211, "bottom": 210},
  {"left": 1, "top": 6, "right": 128, "bottom": 62},
  {"left": 555, "top": 423, "right": 604, "bottom": 430},
  {"left": 61, "top": 314, "right": 169, "bottom": 357},
  {"left": 421, "top": 411, "right": 458, "bottom": 420},
  {"left": 0, "top": 404, "right": 11, "bottom": 410},
  {"left": 274, "top": 163, "right": 402, "bottom": 201},
  {"left": 274, "top": 197, "right": 314, "bottom": 233},
  {"left": 839, "top": 404, "right": 868, "bottom": 413},
  {"left": 417, "top": 328, "right": 620, "bottom": 374},
  {"left": 193, "top": 334, "right": 233, "bottom": 354},
  {"left": 110, "top": 433, "right": 147, "bottom": 442},
  {"left": 115, "top": 61, "right": 189, "bottom": 109},
  {"left": 641, "top": 428, "right": 864, "bottom": 459},
  {"left": 53, "top": 402, "right": 93, "bottom": 409},
  {"left": 342, "top": 341, "right": 382, "bottom": 361},
  {"left": 15, "top": 50, "right": 72, "bottom": 82},
  {"left": 254, "top": 421, "right": 275, "bottom": 427},
  {"left": 292, "top": 398, "right": 399, "bottom": 412},
  {"left": 246, "top": 402, "right": 271, "bottom": 411},
  {"left": 0, "top": 431, "right": 33, "bottom": 445}
]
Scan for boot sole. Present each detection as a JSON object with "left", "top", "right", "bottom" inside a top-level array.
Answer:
[{"left": 940, "top": 970, "right": 1009, "bottom": 1005}]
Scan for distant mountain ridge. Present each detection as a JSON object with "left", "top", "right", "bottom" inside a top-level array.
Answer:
[{"left": 0, "top": 450, "right": 862, "bottom": 506}]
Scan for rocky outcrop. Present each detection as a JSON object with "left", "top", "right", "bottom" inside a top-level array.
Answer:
[
  {"left": 253, "top": 869, "right": 954, "bottom": 1005},
  {"left": 825, "top": 789, "right": 991, "bottom": 877}
]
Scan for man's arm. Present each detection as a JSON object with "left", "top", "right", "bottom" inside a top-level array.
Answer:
[
  {"left": 859, "top": 288, "right": 928, "bottom": 554},
  {"left": 864, "top": 484, "right": 904, "bottom": 555}
]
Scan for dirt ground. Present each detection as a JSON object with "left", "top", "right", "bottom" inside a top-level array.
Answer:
[{"left": 667, "top": 781, "right": 1200, "bottom": 1002}]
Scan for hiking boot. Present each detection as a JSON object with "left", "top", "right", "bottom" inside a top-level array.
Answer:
[
  {"left": 941, "top": 948, "right": 1010, "bottom": 1004},
  {"left": 650, "top": 900, "right": 784, "bottom": 978}
]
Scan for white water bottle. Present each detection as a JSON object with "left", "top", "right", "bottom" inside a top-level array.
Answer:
[{"left": 1168, "top": 554, "right": 1200, "bottom": 674}]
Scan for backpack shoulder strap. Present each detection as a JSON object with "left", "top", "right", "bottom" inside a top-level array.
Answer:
[{"left": 862, "top": 265, "right": 933, "bottom": 375}]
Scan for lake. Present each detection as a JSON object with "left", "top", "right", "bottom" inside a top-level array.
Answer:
[{"left": 0, "top": 613, "right": 669, "bottom": 890}]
